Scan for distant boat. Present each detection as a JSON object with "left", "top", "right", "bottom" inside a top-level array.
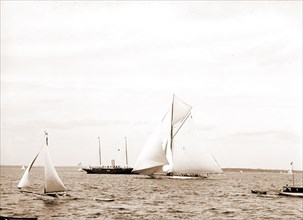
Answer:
[
  {"left": 279, "top": 162, "right": 303, "bottom": 197},
  {"left": 77, "top": 162, "right": 84, "bottom": 172},
  {"left": 251, "top": 190, "right": 267, "bottom": 195},
  {"left": 83, "top": 137, "right": 133, "bottom": 174},
  {"left": 17, "top": 131, "right": 67, "bottom": 197},
  {"left": 0, "top": 216, "right": 37, "bottom": 220},
  {"left": 132, "top": 94, "right": 223, "bottom": 178},
  {"left": 21, "top": 165, "right": 26, "bottom": 170},
  {"left": 279, "top": 186, "right": 303, "bottom": 197}
]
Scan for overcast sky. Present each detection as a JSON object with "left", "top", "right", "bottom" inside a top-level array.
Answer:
[{"left": 1, "top": 1, "right": 302, "bottom": 170}]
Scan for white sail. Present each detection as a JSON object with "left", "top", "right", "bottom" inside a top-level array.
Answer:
[
  {"left": 18, "top": 148, "right": 42, "bottom": 189},
  {"left": 171, "top": 115, "right": 223, "bottom": 174},
  {"left": 133, "top": 123, "right": 169, "bottom": 175},
  {"left": 44, "top": 145, "right": 66, "bottom": 193},
  {"left": 133, "top": 94, "right": 222, "bottom": 177},
  {"left": 172, "top": 95, "right": 192, "bottom": 125},
  {"left": 18, "top": 131, "right": 67, "bottom": 194}
]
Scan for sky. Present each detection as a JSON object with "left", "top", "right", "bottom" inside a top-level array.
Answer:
[{"left": 1, "top": 1, "right": 302, "bottom": 170}]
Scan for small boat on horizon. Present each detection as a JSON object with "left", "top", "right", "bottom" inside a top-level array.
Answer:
[
  {"left": 83, "top": 137, "right": 134, "bottom": 174},
  {"left": 18, "top": 131, "right": 68, "bottom": 197}
]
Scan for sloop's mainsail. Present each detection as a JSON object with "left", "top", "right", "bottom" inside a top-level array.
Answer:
[
  {"left": 133, "top": 94, "right": 222, "bottom": 176},
  {"left": 18, "top": 131, "right": 66, "bottom": 195},
  {"left": 44, "top": 141, "right": 66, "bottom": 193}
]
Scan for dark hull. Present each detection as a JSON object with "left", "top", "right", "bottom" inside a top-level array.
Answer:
[
  {"left": 279, "top": 186, "right": 303, "bottom": 197},
  {"left": 0, "top": 217, "right": 37, "bottom": 220},
  {"left": 83, "top": 167, "right": 134, "bottom": 174}
]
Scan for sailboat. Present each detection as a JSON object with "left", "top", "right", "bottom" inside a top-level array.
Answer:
[
  {"left": 279, "top": 162, "right": 303, "bottom": 197},
  {"left": 77, "top": 162, "right": 84, "bottom": 172},
  {"left": 82, "top": 137, "right": 133, "bottom": 174},
  {"left": 132, "top": 94, "right": 223, "bottom": 178},
  {"left": 17, "top": 131, "right": 67, "bottom": 197}
]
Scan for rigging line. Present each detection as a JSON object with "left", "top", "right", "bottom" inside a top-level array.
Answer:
[
  {"left": 172, "top": 108, "right": 192, "bottom": 138},
  {"left": 211, "top": 153, "right": 223, "bottom": 171},
  {"left": 161, "top": 110, "right": 169, "bottom": 122}
]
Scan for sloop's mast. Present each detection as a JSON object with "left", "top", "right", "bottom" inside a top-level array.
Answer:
[
  {"left": 169, "top": 94, "right": 175, "bottom": 175},
  {"left": 291, "top": 161, "right": 294, "bottom": 186},
  {"left": 45, "top": 131, "right": 48, "bottom": 146},
  {"left": 98, "top": 137, "right": 101, "bottom": 166},
  {"left": 125, "top": 137, "right": 129, "bottom": 167}
]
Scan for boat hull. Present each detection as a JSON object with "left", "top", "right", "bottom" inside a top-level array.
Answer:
[
  {"left": 279, "top": 191, "right": 303, "bottom": 197},
  {"left": 0, "top": 217, "right": 37, "bottom": 220},
  {"left": 251, "top": 190, "right": 267, "bottom": 195},
  {"left": 83, "top": 167, "right": 134, "bottom": 174},
  {"left": 279, "top": 186, "right": 303, "bottom": 197}
]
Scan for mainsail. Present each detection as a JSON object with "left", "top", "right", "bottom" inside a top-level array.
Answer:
[
  {"left": 171, "top": 114, "right": 222, "bottom": 174},
  {"left": 133, "top": 94, "right": 222, "bottom": 176},
  {"left": 18, "top": 131, "right": 66, "bottom": 194},
  {"left": 44, "top": 143, "right": 66, "bottom": 193}
]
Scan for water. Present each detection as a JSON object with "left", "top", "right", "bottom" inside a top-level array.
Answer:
[{"left": 1, "top": 166, "right": 302, "bottom": 219}]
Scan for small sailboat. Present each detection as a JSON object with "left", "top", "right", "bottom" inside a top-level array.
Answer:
[
  {"left": 279, "top": 162, "right": 303, "bottom": 197},
  {"left": 133, "top": 94, "right": 223, "bottom": 178},
  {"left": 21, "top": 165, "right": 26, "bottom": 170},
  {"left": 17, "top": 131, "right": 67, "bottom": 197},
  {"left": 77, "top": 162, "right": 84, "bottom": 172}
]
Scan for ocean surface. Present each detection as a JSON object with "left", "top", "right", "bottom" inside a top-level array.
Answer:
[{"left": 0, "top": 166, "right": 302, "bottom": 219}]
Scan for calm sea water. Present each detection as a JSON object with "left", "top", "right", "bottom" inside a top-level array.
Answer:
[{"left": 0, "top": 166, "right": 302, "bottom": 219}]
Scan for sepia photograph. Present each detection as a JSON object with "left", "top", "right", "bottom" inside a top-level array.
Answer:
[{"left": 1, "top": 1, "right": 302, "bottom": 219}]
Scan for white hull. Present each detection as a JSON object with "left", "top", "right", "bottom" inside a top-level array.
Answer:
[
  {"left": 279, "top": 191, "right": 303, "bottom": 197},
  {"left": 169, "top": 175, "right": 208, "bottom": 180},
  {"left": 145, "top": 173, "right": 209, "bottom": 180}
]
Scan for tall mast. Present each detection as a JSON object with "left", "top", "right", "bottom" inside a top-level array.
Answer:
[
  {"left": 291, "top": 161, "right": 294, "bottom": 186},
  {"left": 124, "top": 137, "right": 128, "bottom": 167},
  {"left": 98, "top": 137, "right": 101, "bottom": 166},
  {"left": 169, "top": 94, "right": 174, "bottom": 175},
  {"left": 45, "top": 131, "right": 48, "bottom": 146},
  {"left": 170, "top": 94, "right": 174, "bottom": 151}
]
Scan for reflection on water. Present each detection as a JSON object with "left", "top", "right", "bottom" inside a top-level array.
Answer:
[{"left": 0, "top": 166, "right": 302, "bottom": 219}]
